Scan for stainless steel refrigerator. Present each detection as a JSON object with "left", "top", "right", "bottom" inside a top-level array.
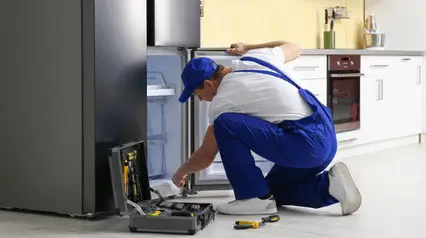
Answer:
[{"left": 0, "top": 0, "right": 147, "bottom": 217}]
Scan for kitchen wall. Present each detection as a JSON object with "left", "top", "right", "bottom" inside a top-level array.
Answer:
[{"left": 201, "top": 0, "right": 364, "bottom": 49}]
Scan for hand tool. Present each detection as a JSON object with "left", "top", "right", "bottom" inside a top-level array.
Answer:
[
  {"left": 172, "top": 203, "right": 185, "bottom": 210},
  {"left": 149, "top": 187, "right": 165, "bottom": 203},
  {"left": 261, "top": 214, "right": 280, "bottom": 223},
  {"left": 171, "top": 211, "right": 194, "bottom": 217},
  {"left": 234, "top": 215, "right": 280, "bottom": 230},
  {"left": 146, "top": 210, "right": 161, "bottom": 216},
  {"left": 234, "top": 221, "right": 265, "bottom": 230},
  {"left": 188, "top": 204, "right": 200, "bottom": 211}
]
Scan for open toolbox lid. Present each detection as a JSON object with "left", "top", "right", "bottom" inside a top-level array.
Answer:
[{"left": 108, "top": 140, "right": 151, "bottom": 213}]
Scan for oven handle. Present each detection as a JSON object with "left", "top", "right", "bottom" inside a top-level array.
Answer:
[{"left": 329, "top": 73, "right": 365, "bottom": 78}]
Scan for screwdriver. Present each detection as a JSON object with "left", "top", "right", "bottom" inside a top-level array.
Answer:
[
  {"left": 234, "top": 215, "right": 280, "bottom": 230},
  {"left": 235, "top": 215, "right": 280, "bottom": 225}
]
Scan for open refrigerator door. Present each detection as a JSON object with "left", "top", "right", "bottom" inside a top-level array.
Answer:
[{"left": 146, "top": 47, "right": 189, "bottom": 198}]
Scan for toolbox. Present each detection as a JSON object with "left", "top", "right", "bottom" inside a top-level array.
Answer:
[{"left": 108, "top": 141, "right": 215, "bottom": 235}]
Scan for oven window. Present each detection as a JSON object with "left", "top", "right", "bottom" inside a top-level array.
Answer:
[{"left": 330, "top": 77, "right": 360, "bottom": 132}]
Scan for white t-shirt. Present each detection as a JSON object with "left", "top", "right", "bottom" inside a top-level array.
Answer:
[{"left": 209, "top": 47, "right": 313, "bottom": 124}]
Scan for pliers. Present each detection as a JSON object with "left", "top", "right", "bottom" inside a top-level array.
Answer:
[{"left": 234, "top": 215, "right": 280, "bottom": 230}]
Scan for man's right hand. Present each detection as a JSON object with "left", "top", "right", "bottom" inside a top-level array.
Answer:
[
  {"left": 172, "top": 169, "right": 187, "bottom": 188},
  {"left": 227, "top": 43, "right": 250, "bottom": 55}
]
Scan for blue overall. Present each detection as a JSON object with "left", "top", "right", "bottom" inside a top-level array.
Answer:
[{"left": 213, "top": 57, "right": 339, "bottom": 209}]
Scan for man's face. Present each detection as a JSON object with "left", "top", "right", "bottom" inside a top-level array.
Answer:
[{"left": 193, "top": 79, "right": 218, "bottom": 102}]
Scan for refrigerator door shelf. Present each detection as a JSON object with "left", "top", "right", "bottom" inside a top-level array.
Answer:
[
  {"left": 147, "top": 85, "right": 176, "bottom": 97},
  {"left": 146, "top": 49, "right": 188, "bottom": 198}
]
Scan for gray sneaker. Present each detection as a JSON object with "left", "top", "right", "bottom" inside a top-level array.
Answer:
[{"left": 328, "top": 162, "right": 362, "bottom": 215}]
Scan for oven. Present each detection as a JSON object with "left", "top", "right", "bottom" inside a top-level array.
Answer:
[{"left": 327, "top": 55, "right": 363, "bottom": 133}]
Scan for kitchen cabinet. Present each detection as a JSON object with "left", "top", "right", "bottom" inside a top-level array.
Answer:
[
  {"left": 392, "top": 56, "right": 423, "bottom": 137},
  {"left": 360, "top": 55, "right": 423, "bottom": 144},
  {"left": 360, "top": 56, "right": 397, "bottom": 143},
  {"left": 283, "top": 55, "right": 328, "bottom": 105}
]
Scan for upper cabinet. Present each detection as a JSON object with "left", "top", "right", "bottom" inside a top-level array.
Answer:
[{"left": 201, "top": 0, "right": 364, "bottom": 49}]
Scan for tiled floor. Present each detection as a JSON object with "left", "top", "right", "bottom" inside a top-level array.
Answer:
[{"left": 1, "top": 144, "right": 426, "bottom": 238}]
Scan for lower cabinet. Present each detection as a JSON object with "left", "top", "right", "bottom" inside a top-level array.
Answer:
[
  {"left": 392, "top": 57, "right": 423, "bottom": 138},
  {"left": 359, "top": 55, "right": 423, "bottom": 144}
]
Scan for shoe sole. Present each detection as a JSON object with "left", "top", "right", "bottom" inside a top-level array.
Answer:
[
  {"left": 333, "top": 162, "right": 362, "bottom": 215},
  {"left": 218, "top": 207, "right": 278, "bottom": 215}
]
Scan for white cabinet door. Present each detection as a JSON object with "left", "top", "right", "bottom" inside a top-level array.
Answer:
[
  {"left": 283, "top": 56, "right": 328, "bottom": 105},
  {"left": 361, "top": 56, "right": 396, "bottom": 143},
  {"left": 392, "top": 56, "right": 423, "bottom": 137}
]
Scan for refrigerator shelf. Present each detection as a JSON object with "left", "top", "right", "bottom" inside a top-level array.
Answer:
[
  {"left": 147, "top": 133, "right": 167, "bottom": 142},
  {"left": 147, "top": 85, "right": 175, "bottom": 97}
]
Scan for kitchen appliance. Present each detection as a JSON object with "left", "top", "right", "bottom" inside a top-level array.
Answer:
[
  {"left": 364, "top": 14, "right": 377, "bottom": 32},
  {"left": 364, "top": 33, "right": 386, "bottom": 49},
  {"left": 327, "top": 55, "right": 363, "bottom": 133},
  {"left": 364, "top": 14, "right": 386, "bottom": 49},
  {"left": 146, "top": 0, "right": 200, "bottom": 198},
  {"left": 0, "top": 0, "right": 146, "bottom": 217},
  {"left": 147, "top": 47, "right": 277, "bottom": 194}
]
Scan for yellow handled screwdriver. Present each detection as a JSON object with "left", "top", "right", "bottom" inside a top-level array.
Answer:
[
  {"left": 234, "top": 221, "right": 264, "bottom": 230},
  {"left": 234, "top": 215, "right": 280, "bottom": 230}
]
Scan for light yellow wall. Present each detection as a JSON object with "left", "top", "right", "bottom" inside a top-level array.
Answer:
[{"left": 201, "top": 0, "right": 364, "bottom": 49}]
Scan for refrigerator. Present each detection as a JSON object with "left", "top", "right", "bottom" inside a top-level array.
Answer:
[
  {"left": 0, "top": 0, "right": 146, "bottom": 217},
  {"left": 146, "top": 1, "right": 274, "bottom": 194},
  {"left": 148, "top": 49, "right": 276, "bottom": 194}
]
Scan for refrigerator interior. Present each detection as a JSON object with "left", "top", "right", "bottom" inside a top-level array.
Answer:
[
  {"left": 146, "top": 47, "right": 187, "bottom": 197},
  {"left": 192, "top": 50, "right": 274, "bottom": 189}
]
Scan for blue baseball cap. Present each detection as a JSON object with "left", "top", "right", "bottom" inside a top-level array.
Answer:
[{"left": 178, "top": 57, "right": 217, "bottom": 103}]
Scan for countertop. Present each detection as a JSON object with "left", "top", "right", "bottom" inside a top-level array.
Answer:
[
  {"left": 301, "top": 49, "right": 424, "bottom": 56},
  {"left": 196, "top": 47, "right": 424, "bottom": 56}
]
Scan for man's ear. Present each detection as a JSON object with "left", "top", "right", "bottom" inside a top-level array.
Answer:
[{"left": 204, "top": 80, "right": 214, "bottom": 88}]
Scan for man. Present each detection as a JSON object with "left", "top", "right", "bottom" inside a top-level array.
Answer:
[{"left": 171, "top": 41, "right": 362, "bottom": 215}]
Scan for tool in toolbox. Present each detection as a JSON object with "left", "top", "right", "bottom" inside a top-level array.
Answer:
[
  {"left": 234, "top": 215, "right": 281, "bottom": 230},
  {"left": 108, "top": 141, "right": 216, "bottom": 235}
]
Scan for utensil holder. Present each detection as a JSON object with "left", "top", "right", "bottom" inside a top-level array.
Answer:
[{"left": 324, "top": 31, "right": 336, "bottom": 49}]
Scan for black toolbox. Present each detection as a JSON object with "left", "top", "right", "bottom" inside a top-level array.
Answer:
[{"left": 108, "top": 141, "right": 215, "bottom": 235}]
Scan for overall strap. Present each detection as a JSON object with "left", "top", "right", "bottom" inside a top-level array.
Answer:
[{"left": 235, "top": 56, "right": 301, "bottom": 89}]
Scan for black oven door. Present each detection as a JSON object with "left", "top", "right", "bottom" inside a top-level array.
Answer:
[{"left": 328, "top": 72, "right": 362, "bottom": 133}]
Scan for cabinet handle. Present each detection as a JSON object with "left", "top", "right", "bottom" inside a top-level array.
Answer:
[
  {"left": 376, "top": 79, "right": 384, "bottom": 100},
  {"left": 376, "top": 79, "right": 380, "bottom": 101},
  {"left": 401, "top": 58, "right": 411, "bottom": 61},
  {"left": 370, "top": 64, "right": 389, "bottom": 68},
  {"left": 293, "top": 66, "right": 320, "bottom": 70},
  {"left": 418, "top": 65, "right": 422, "bottom": 85},
  {"left": 339, "top": 138, "right": 358, "bottom": 143},
  {"left": 330, "top": 73, "right": 365, "bottom": 78}
]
